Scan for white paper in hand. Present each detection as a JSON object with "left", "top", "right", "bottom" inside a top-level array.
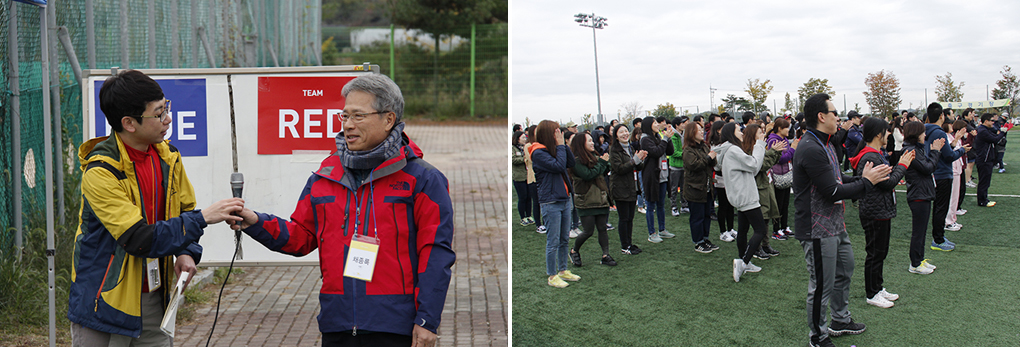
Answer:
[{"left": 160, "top": 271, "right": 190, "bottom": 337}]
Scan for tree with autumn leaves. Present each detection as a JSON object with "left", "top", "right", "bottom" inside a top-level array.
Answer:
[{"left": 864, "top": 70, "right": 902, "bottom": 119}]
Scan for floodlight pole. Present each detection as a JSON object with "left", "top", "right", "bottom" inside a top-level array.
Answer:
[{"left": 575, "top": 13, "right": 607, "bottom": 126}]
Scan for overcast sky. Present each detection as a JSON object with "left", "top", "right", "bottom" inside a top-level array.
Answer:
[{"left": 510, "top": 0, "right": 1020, "bottom": 126}]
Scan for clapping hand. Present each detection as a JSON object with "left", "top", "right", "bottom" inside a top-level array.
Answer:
[
  {"left": 898, "top": 149, "right": 915, "bottom": 168},
  {"left": 930, "top": 138, "right": 946, "bottom": 151},
  {"left": 860, "top": 161, "right": 892, "bottom": 185}
]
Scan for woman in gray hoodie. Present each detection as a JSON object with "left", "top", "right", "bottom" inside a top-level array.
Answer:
[{"left": 716, "top": 122, "right": 768, "bottom": 282}]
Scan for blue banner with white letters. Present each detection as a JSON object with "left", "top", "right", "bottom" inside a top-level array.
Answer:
[
  {"left": 93, "top": 78, "right": 208, "bottom": 156},
  {"left": 14, "top": 0, "right": 47, "bottom": 6}
]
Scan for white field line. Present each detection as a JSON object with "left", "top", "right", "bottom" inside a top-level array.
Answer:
[{"left": 893, "top": 190, "right": 1020, "bottom": 198}]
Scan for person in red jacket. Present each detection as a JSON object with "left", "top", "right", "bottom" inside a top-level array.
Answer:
[{"left": 231, "top": 74, "right": 455, "bottom": 347}]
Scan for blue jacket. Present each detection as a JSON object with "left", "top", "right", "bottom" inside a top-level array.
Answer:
[
  {"left": 844, "top": 124, "right": 863, "bottom": 157},
  {"left": 242, "top": 136, "right": 455, "bottom": 336},
  {"left": 924, "top": 123, "right": 966, "bottom": 180},
  {"left": 529, "top": 144, "right": 575, "bottom": 204}
]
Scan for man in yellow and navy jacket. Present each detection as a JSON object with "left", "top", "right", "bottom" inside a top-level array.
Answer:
[{"left": 69, "top": 70, "right": 243, "bottom": 346}]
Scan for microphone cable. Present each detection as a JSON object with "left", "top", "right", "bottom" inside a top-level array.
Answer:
[{"left": 206, "top": 234, "right": 241, "bottom": 347}]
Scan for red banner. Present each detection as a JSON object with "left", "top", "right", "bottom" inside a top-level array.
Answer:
[{"left": 257, "top": 76, "right": 356, "bottom": 154}]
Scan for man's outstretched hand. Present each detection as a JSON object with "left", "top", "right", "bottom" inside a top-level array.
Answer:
[
  {"left": 229, "top": 208, "right": 259, "bottom": 231},
  {"left": 202, "top": 198, "right": 245, "bottom": 225}
]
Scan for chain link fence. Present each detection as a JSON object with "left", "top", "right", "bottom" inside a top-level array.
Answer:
[{"left": 323, "top": 23, "right": 508, "bottom": 119}]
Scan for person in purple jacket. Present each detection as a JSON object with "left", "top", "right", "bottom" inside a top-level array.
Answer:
[{"left": 766, "top": 117, "right": 797, "bottom": 240}]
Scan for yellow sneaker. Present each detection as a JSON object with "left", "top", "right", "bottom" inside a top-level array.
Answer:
[
  {"left": 548, "top": 275, "right": 569, "bottom": 288},
  {"left": 558, "top": 270, "right": 581, "bottom": 282},
  {"left": 921, "top": 259, "right": 937, "bottom": 270}
]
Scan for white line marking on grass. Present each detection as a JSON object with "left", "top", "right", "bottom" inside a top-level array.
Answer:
[{"left": 894, "top": 190, "right": 1020, "bottom": 198}]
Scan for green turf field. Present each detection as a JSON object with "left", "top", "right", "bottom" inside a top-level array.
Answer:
[{"left": 510, "top": 131, "right": 1020, "bottom": 346}]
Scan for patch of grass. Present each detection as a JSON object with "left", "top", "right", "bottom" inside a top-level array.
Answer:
[{"left": 511, "top": 130, "right": 1020, "bottom": 346}]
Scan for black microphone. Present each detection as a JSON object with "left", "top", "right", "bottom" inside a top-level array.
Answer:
[{"left": 230, "top": 173, "right": 244, "bottom": 259}]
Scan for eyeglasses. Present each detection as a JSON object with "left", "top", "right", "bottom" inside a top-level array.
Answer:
[
  {"left": 135, "top": 99, "right": 171, "bottom": 122},
  {"left": 337, "top": 110, "right": 389, "bottom": 123}
]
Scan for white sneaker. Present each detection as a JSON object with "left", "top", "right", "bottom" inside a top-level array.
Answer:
[
  {"left": 744, "top": 262, "right": 762, "bottom": 272},
  {"left": 879, "top": 288, "right": 899, "bottom": 301},
  {"left": 945, "top": 223, "right": 962, "bottom": 231},
  {"left": 720, "top": 231, "right": 735, "bottom": 242},
  {"left": 920, "top": 259, "right": 937, "bottom": 270},
  {"left": 966, "top": 181, "right": 977, "bottom": 188},
  {"left": 536, "top": 226, "right": 548, "bottom": 234},
  {"left": 955, "top": 209, "right": 967, "bottom": 215},
  {"left": 671, "top": 207, "right": 680, "bottom": 216},
  {"left": 569, "top": 228, "right": 581, "bottom": 238},
  {"left": 733, "top": 259, "right": 745, "bottom": 282},
  {"left": 909, "top": 264, "right": 934, "bottom": 274},
  {"left": 658, "top": 230, "right": 676, "bottom": 238},
  {"left": 637, "top": 206, "right": 647, "bottom": 214},
  {"left": 648, "top": 232, "right": 663, "bottom": 243},
  {"left": 867, "top": 295, "right": 894, "bottom": 308}
]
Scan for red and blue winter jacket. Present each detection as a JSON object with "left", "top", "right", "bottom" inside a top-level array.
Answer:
[{"left": 242, "top": 134, "right": 455, "bottom": 336}]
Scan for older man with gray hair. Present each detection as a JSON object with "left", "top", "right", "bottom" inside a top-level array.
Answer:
[{"left": 231, "top": 74, "right": 456, "bottom": 347}]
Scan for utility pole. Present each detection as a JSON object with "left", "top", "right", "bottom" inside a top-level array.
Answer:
[
  {"left": 574, "top": 13, "right": 608, "bottom": 126},
  {"left": 710, "top": 85, "right": 717, "bottom": 113}
]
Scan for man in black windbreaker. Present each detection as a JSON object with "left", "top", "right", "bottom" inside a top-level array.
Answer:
[
  {"left": 792, "top": 93, "right": 891, "bottom": 347},
  {"left": 974, "top": 112, "right": 1008, "bottom": 207}
]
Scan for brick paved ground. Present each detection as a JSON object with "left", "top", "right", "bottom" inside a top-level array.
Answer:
[{"left": 174, "top": 125, "right": 508, "bottom": 346}]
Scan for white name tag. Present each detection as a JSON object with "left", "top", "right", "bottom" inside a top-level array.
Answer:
[
  {"left": 344, "top": 234, "right": 380, "bottom": 282},
  {"left": 147, "top": 258, "right": 161, "bottom": 291}
]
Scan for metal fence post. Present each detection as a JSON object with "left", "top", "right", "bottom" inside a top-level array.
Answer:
[
  {"left": 86, "top": 0, "right": 95, "bottom": 68},
  {"left": 171, "top": 0, "right": 179, "bottom": 68},
  {"left": 191, "top": 0, "right": 198, "bottom": 67},
  {"left": 58, "top": 27, "right": 83, "bottom": 82},
  {"left": 39, "top": 7, "right": 57, "bottom": 347},
  {"left": 120, "top": 0, "right": 129, "bottom": 68},
  {"left": 147, "top": 0, "right": 155, "bottom": 68},
  {"left": 470, "top": 23, "right": 475, "bottom": 117},
  {"left": 8, "top": 0, "right": 23, "bottom": 260},
  {"left": 198, "top": 27, "right": 217, "bottom": 68},
  {"left": 46, "top": 0, "right": 65, "bottom": 226}
]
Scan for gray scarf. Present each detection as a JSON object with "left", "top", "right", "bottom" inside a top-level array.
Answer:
[{"left": 335, "top": 122, "right": 406, "bottom": 170}]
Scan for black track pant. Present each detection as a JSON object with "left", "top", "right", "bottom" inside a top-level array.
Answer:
[
  {"left": 908, "top": 200, "right": 931, "bottom": 268},
  {"left": 976, "top": 161, "right": 994, "bottom": 205},
  {"left": 616, "top": 200, "right": 636, "bottom": 250},
  {"left": 861, "top": 218, "right": 890, "bottom": 300},
  {"left": 774, "top": 186, "right": 791, "bottom": 231},
  {"left": 575, "top": 214, "right": 610, "bottom": 256},
  {"left": 715, "top": 187, "right": 735, "bottom": 233},
  {"left": 736, "top": 207, "right": 768, "bottom": 264},
  {"left": 932, "top": 179, "right": 952, "bottom": 244}
]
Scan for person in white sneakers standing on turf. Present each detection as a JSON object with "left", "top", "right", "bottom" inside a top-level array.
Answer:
[
  {"left": 639, "top": 116, "right": 676, "bottom": 243},
  {"left": 715, "top": 122, "right": 769, "bottom": 281},
  {"left": 923, "top": 104, "right": 967, "bottom": 251},
  {"left": 709, "top": 121, "right": 737, "bottom": 242},
  {"left": 944, "top": 120, "right": 970, "bottom": 231},
  {"left": 849, "top": 117, "right": 913, "bottom": 309},
  {"left": 793, "top": 94, "right": 891, "bottom": 347}
]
